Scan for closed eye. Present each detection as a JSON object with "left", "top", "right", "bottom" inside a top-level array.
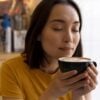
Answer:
[
  {"left": 72, "top": 29, "right": 79, "bottom": 32},
  {"left": 53, "top": 28, "right": 63, "bottom": 31}
]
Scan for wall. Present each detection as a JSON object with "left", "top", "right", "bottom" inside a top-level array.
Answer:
[{"left": 75, "top": 0, "right": 100, "bottom": 99}]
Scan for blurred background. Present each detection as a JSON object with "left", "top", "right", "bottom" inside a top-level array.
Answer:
[
  {"left": 0, "top": 0, "right": 100, "bottom": 100},
  {"left": 0, "top": 0, "right": 41, "bottom": 53},
  {"left": 75, "top": 0, "right": 100, "bottom": 100}
]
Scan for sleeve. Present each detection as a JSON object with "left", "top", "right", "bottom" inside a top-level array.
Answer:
[{"left": 0, "top": 62, "right": 24, "bottom": 99}]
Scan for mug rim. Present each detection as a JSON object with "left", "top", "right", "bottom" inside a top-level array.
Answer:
[{"left": 58, "top": 57, "right": 91, "bottom": 62}]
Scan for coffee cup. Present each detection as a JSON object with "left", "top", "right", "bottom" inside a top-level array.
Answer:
[{"left": 58, "top": 57, "right": 97, "bottom": 74}]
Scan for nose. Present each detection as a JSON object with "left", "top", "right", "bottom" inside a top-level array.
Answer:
[{"left": 63, "top": 30, "right": 73, "bottom": 42}]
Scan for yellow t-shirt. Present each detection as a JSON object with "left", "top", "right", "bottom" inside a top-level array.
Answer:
[{"left": 0, "top": 56, "right": 71, "bottom": 100}]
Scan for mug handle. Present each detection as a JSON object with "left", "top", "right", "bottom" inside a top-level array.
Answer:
[
  {"left": 93, "top": 61, "right": 97, "bottom": 67},
  {"left": 87, "top": 61, "right": 97, "bottom": 67}
]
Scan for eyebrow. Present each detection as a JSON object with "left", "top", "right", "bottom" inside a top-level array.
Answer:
[
  {"left": 49, "top": 19, "right": 80, "bottom": 24},
  {"left": 73, "top": 21, "right": 80, "bottom": 24},
  {"left": 49, "top": 19, "right": 65, "bottom": 23}
]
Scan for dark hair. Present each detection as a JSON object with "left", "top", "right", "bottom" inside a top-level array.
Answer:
[{"left": 23, "top": 0, "right": 83, "bottom": 69}]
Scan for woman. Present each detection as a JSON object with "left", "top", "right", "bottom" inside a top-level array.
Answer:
[{"left": 0, "top": 0, "right": 98, "bottom": 100}]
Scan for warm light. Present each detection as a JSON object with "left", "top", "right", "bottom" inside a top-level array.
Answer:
[{"left": 0, "top": 0, "right": 8, "bottom": 2}]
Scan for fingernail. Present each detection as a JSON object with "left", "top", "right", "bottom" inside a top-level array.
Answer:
[{"left": 74, "top": 70, "right": 78, "bottom": 74}]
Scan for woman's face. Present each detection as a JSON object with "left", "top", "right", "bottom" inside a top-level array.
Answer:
[{"left": 40, "top": 4, "right": 80, "bottom": 59}]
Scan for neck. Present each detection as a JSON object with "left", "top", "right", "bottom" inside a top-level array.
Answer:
[{"left": 40, "top": 59, "right": 59, "bottom": 74}]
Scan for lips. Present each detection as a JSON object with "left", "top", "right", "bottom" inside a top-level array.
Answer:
[{"left": 59, "top": 47, "right": 74, "bottom": 51}]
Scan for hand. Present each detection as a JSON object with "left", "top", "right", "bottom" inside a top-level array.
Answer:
[
  {"left": 44, "top": 69, "right": 90, "bottom": 98},
  {"left": 72, "top": 62, "right": 98, "bottom": 97}
]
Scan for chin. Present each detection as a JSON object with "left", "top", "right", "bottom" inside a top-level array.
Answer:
[{"left": 57, "top": 53, "right": 73, "bottom": 58}]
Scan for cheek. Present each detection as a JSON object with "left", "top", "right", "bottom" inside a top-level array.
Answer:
[
  {"left": 74, "top": 34, "right": 80, "bottom": 47},
  {"left": 41, "top": 27, "right": 61, "bottom": 47},
  {"left": 41, "top": 34, "right": 60, "bottom": 50},
  {"left": 41, "top": 31, "right": 61, "bottom": 54}
]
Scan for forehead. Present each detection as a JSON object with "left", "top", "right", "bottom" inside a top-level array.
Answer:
[{"left": 47, "top": 4, "right": 79, "bottom": 23}]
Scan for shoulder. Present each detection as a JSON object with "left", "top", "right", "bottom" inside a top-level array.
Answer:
[
  {"left": 0, "top": 55, "right": 30, "bottom": 85},
  {"left": 0, "top": 55, "right": 27, "bottom": 73},
  {"left": 4, "top": 55, "right": 24, "bottom": 64},
  {"left": 0, "top": 56, "right": 25, "bottom": 98}
]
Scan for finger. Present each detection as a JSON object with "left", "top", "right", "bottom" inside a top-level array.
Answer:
[
  {"left": 87, "top": 67, "right": 98, "bottom": 84},
  {"left": 88, "top": 75, "right": 97, "bottom": 89},
  {"left": 58, "top": 70, "right": 78, "bottom": 80},
  {"left": 68, "top": 78, "right": 89, "bottom": 91},
  {"left": 89, "top": 62, "right": 98, "bottom": 75},
  {"left": 81, "top": 85, "right": 92, "bottom": 94},
  {"left": 64, "top": 72, "right": 88, "bottom": 85}
]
